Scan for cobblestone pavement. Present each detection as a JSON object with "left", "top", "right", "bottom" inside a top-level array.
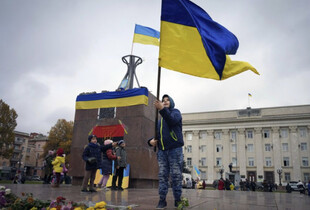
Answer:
[{"left": 4, "top": 184, "right": 310, "bottom": 210}]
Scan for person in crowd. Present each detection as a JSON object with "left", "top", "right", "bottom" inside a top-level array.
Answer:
[
  {"left": 268, "top": 181, "right": 274, "bottom": 192},
  {"left": 81, "top": 134, "right": 116, "bottom": 193},
  {"left": 307, "top": 180, "right": 310, "bottom": 196},
  {"left": 225, "top": 178, "right": 231, "bottom": 190},
  {"left": 230, "top": 181, "right": 235, "bottom": 191},
  {"left": 218, "top": 178, "right": 225, "bottom": 190},
  {"left": 297, "top": 180, "right": 305, "bottom": 194},
  {"left": 239, "top": 180, "right": 244, "bottom": 191},
  {"left": 186, "top": 178, "right": 192, "bottom": 189},
  {"left": 43, "top": 150, "right": 54, "bottom": 184},
  {"left": 51, "top": 148, "right": 65, "bottom": 187},
  {"left": 245, "top": 179, "right": 250, "bottom": 191},
  {"left": 148, "top": 94, "right": 184, "bottom": 209},
  {"left": 286, "top": 182, "right": 292, "bottom": 193},
  {"left": 111, "top": 140, "right": 127, "bottom": 191},
  {"left": 99, "top": 139, "right": 117, "bottom": 190},
  {"left": 202, "top": 180, "right": 206, "bottom": 190},
  {"left": 263, "top": 180, "right": 269, "bottom": 192},
  {"left": 251, "top": 180, "right": 256, "bottom": 191}
]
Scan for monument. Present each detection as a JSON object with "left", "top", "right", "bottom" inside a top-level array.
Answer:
[{"left": 69, "top": 55, "right": 159, "bottom": 188}]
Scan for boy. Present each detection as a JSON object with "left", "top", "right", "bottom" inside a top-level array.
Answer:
[
  {"left": 148, "top": 94, "right": 184, "bottom": 209},
  {"left": 81, "top": 134, "right": 116, "bottom": 192},
  {"left": 111, "top": 140, "right": 127, "bottom": 191}
]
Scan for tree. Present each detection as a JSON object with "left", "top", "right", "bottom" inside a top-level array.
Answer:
[
  {"left": 42, "top": 119, "right": 73, "bottom": 163},
  {"left": 0, "top": 99, "right": 18, "bottom": 158}
]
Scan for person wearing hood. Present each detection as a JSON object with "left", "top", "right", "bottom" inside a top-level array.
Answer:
[
  {"left": 148, "top": 94, "right": 184, "bottom": 209},
  {"left": 81, "top": 134, "right": 117, "bottom": 193},
  {"left": 51, "top": 148, "right": 65, "bottom": 187}
]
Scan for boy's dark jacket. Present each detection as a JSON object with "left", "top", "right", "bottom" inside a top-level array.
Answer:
[
  {"left": 148, "top": 94, "right": 184, "bottom": 150},
  {"left": 82, "top": 142, "right": 112, "bottom": 171}
]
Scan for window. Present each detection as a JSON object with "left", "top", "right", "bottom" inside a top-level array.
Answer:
[
  {"left": 186, "top": 132, "right": 193, "bottom": 141},
  {"left": 280, "top": 129, "right": 288, "bottom": 138},
  {"left": 216, "top": 158, "right": 222, "bottom": 166},
  {"left": 201, "top": 171, "right": 207, "bottom": 179},
  {"left": 201, "top": 158, "right": 207, "bottom": 166},
  {"left": 232, "top": 157, "right": 237, "bottom": 166},
  {"left": 284, "top": 173, "right": 291, "bottom": 181},
  {"left": 304, "top": 173, "right": 310, "bottom": 182},
  {"left": 21, "top": 146, "right": 24, "bottom": 151},
  {"left": 301, "top": 143, "right": 307, "bottom": 151},
  {"left": 283, "top": 157, "right": 290, "bottom": 166},
  {"left": 265, "top": 157, "right": 272, "bottom": 167},
  {"left": 200, "top": 145, "right": 206, "bottom": 153},
  {"left": 282, "top": 143, "right": 288, "bottom": 152},
  {"left": 299, "top": 127, "right": 307, "bottom": 138},
  {"left": 302, "top": 157, "right": 309, "bottom": 166},
  {"left": 199, "top": 131, "right": 206, "bottom": 139},
  {"left": 38, "top": 144, "right": 40, "bottom": 148},
  {"left": 247, "top": 130, "right": 253, "bottom": 139},
  {"left": 216, "top": 145, "right": 222, "bottom": 152},
  {"left": 214, "top": 131, "right": 222, "bottom": 140},
  {"left": 263, "top": 130, "right": 270, "bottom": 138},
  {"left": 187, "top": 145, "right": 192, "bottom": 153},
  {"left": 265, "top": 144, "right": 271, "bottom": 151},
  {"left": 187, "top": 158, "right": 192, "bottom": 166},
  {"left": 232, "top": 144, "right": 237, "bottom": 153},
  {"left": 14, "top": 145, "right": 19, "bottom": 149},
  {"left": 248, "top": 157, "right": 254, "bottom": 166},
  {"left": 231, "top": 131, "right": 237, "bottom": 141},
  {"left": 247, "top": 144, "right": 254, "bottom": 152},
  {"left": 27, "top": 148, "right": 31, "bottom": 153}
]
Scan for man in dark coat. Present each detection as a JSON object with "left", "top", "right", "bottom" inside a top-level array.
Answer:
[{"left": 81, "top": 134, "right": 116, "bottom": 192}]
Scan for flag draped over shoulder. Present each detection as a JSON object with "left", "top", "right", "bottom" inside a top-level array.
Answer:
[
  {"left": 75, "top": 87, "right": 148, "bottom": 109},
  {"left": 133, "top": 24, "right": 160, "bottom": 46},
  {"left": 159, "top": 0, "right": 259, "bottom": 80}
]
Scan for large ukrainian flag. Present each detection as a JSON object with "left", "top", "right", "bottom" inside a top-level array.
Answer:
[
  {"left": 159, "top": 0, "right": 259, "bottom": 80},
  {"left": 76, "top": 87, "right": 148, "bottom": 109}
]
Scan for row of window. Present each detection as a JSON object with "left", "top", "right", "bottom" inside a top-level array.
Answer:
[
  {"left": 185, "top": 142, "right": 308, "bottom": 153},
  {"left": 186, "top": 156, "right": 310, "bottom": 167},
  {"left": 187, "top": 127, "right": 308, "bottom": 140},
  {"left": 284, "top": 173, "right": 310, "bottom": 182}
]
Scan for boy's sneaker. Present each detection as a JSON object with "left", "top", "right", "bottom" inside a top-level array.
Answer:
[
  {"left": 111, "top": 186, "right": 117, "bottom": 191},
  {"left": 156, "top": 199, "right": 167, "bottom": 209},
  {"left": 89, "top": 189, "right": 97, "bottom": 193},
  {"left": 81, "top": 189, "right": 89, "bottom": 193},
  {"left": 118, "top": 187, "right": 124, "bottom": 191}
]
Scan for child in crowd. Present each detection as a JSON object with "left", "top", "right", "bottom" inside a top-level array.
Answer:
[
  {"left": 111, "top": 140, "right": 127, "bottom": 191},
  {"left": 81, "top": 134, "right": 116, "bottom": 193},
  {"left": 51, "top": 148, "right": 65, "bottom": 187},
  {"left": 99, "top": 139, "right": 117, "bottom": 190}
]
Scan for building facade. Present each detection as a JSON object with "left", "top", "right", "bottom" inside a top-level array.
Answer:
[
  {"left": 182, "top": 105, "right": 310, "bottom": 185},
  {"left": 0, "top": 131, "right": 47, "bottom": 179}
]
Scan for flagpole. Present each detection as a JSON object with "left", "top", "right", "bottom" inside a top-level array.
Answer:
[
  {"left": 131, "top": 24, "right": 136, "bottom": 55},
  {"left": 154, "top": 66, "right": 161, "bottom": 152},
  {"left": 248, "top": 95, "right": 250, "bottom": 108}
]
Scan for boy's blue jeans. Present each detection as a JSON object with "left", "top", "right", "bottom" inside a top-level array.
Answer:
[{"left": 157, "top": 147, "right": 183, "bottom": 201}]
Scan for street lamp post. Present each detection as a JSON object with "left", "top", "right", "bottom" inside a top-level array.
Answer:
[{"left": 277, "top": 168, "right": 283, "bottom": 186}]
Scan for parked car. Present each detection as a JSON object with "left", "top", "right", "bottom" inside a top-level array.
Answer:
[
  {"left": 31, "top": 175, "right": 42, "bottom": 181},
  {"left": 288, "top": 181, "right": 302, "bottom": 191}
]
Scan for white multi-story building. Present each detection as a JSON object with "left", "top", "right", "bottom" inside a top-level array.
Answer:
[{"left": 182, "top": 105, "right": 310, "bottom": 185}]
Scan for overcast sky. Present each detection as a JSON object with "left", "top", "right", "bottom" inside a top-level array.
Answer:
[{"left": 1, "top": 0, "right": 310, "bottom": 135}]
